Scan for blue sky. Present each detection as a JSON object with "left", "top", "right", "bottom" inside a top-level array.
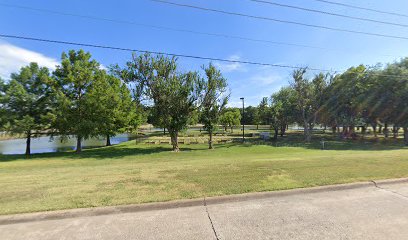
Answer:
[{"left": 1, "top": 0, "right": 408, "bottom": 106}]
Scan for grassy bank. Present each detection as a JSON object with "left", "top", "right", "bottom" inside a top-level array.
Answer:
[{"left": 1, "top": 138, "right": 408, "bottom": 215}]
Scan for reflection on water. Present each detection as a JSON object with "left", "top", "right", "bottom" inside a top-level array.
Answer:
[{"left": 0, "top": 134, "right": 137, "bottom": 155}]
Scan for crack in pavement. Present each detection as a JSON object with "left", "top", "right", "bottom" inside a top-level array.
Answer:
[
  {"left": 204, "top": 197, "right": 220, "bottom": 240},
  {"left": 371, "top": 180, "right": 408, "bottom": 200}
]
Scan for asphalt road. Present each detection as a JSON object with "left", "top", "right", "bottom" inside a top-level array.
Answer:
[{"left": 1, "top": 181, "right": 408, "bottom": 240}]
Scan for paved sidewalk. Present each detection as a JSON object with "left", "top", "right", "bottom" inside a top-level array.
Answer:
[{"left": 1, "top": 180, "right": 408, "bottom": 240}]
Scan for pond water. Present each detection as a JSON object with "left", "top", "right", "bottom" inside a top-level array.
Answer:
[{"left": 0, "top": 134, "right": 137, "bottom": 155}]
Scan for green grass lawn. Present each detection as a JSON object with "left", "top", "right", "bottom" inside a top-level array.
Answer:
[{"left": 1, "top": 138, "right": 408, "bottom": 215}]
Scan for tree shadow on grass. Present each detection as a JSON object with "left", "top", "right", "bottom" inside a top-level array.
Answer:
[
  {"left": 1, "top": 133, "right": 407, "bottom": 162},
  {"left": 213, "top": 135, "right": 408, "bottom": 152},
  {"left": 0, "top": 144, "right": 198, "bottom": 162}
]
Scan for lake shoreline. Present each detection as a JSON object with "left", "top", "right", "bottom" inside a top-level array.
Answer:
[{"left": 0, "top": 133, "right": 139, "bottom": 155}]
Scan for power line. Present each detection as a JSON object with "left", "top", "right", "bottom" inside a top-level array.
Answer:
[
  {"left": 0, "top": 33, "right": 333, "bottom": 72},
  {"left": 313, "top": 0, "right": 408, "bottom": 19},
  {"left": 249, "top": 0, "right": 408, "bottom": 28},
  {"left": 0, "top": 2, "right": 329, "bottom": 50},
  {"left": 1, "top": 34, "right": 407, "bottom": 80},
  {"left": 150, "top": 0, "right": 408, "bottom": 41},
  {"left": 0, "top": 2, "right": 403, "bottom": 59}
]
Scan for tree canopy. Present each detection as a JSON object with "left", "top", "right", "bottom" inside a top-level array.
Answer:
[
  {"left": 52, "top": 50, "right": 103, "bottom": 153},
  {"left": 200, "top": 63, "right": 229, "bottom": 149},
  {"left": 2, "top": 63, "right": 54, "bottom": 155},
  {"left": 220, "top": 108, "right": 241, "bottom": 133},
  {"left": 254, "top": 58, "right": 408, "bottom": 145},
  {"left": 115, "top": 53, "right": 203, "bottom": 151},
  {"left": 2, "top": 49, "right": 408, "bottom": 157},
  {"left": 87, "top": 70, "right": 139, "bottom": 146}
]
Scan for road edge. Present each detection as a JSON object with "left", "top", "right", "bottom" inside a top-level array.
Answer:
[{"left": 1, "top": 177, "right": 407, "bottom": 225}]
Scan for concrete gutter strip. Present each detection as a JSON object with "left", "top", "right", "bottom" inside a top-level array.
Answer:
[
  {"left": 0, "top": 178, "right": 407, "bottom": 226},
  {"left": 371, "top": 177, "right": 408, "bottom": 186},
  {"left": 0, "top": 198, "right": 205, "bottom": 226},
  {"left": 204, "top": 181, "right": 373, "bottom": 206}
]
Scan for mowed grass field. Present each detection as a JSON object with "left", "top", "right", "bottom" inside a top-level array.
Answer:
[{"left": 1, "top": 139, "right": 408, "bottom": 215}]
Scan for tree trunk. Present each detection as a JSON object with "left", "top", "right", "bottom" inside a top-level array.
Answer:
[
  {"left": 25, "top": 132, "right": 31, "bottom": 156},
  {"left": 393, "top": 126, "right": 399, "bottom": 139},
  {"left": 274, "top": 127, "right": 279, "bottom": 140},
  {"left": 361, "top": 126, "right": 366, "bottom": 139},
  {"left": 280, "top": 124, "right": 286, "bottom": 137},
  {"left": 371, "top": 123, "right": 377, "bottom": 138},
  {"left": 76, "top": 136, "right": 82, "bottom": 153},
  {"left": 349, "top": 125, "right": 356, "bottom": 139},
  {"left": 403, "top": 127, "right": 408, "bottom": 146},
  {"left": 301, "top": 108, "right": 311, "bottom": 142},
  {"left": 163, "top": 128, "right": 166, "bottom": 135},
  {"left": 231, "top": 126, "right": 233, "bottom": 133},
  {"left": 256, "top": 124, "right": 259, "bottom": 130},
  {"left": 332, "top": 126, "right": 336, "bottom": 134},
  {"left": 342, "top": 125, "right": 348, "bottom": 139},
  {"left": 208, "top": 130, "right": 214, "bottom": 149},
  {"left": 379, "top": 125, "right": 383, "bottom": 135},
  {"left": 170, "top": 130, "right": 180, "bottom": 152},
  {"left": 384, "top": 123, "right": 389, "bottom": 138},
  {"left": 304, "top": 120, "right": 311, "bottom": 142},
  {"left": 106, "top": 135, "right": 111, "bottom": 146}
]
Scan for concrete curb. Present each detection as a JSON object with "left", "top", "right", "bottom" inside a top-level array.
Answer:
[
  {"left": 373, "top": 177, "right": 408, "bottom": 186},
  {"left": 0, "top": 178, "right": 407, "bottom": 225}
]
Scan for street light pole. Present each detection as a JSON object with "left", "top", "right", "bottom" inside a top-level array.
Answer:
[{"left": 240, "top": 97, "right": 245, "bottom": 142}]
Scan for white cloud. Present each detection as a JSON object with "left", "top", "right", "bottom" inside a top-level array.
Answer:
[
  {"left": 214, "top": 55, "right": 247, "bottom": 73},
  {"left": 250, "top": 70, "right": 284, "bottom": 86},
  {"left": 0, "top": 42, "right": 59, "bottom": 79},
  {"left": 99, "top": 64, "right": 108, "bottom": 70}
]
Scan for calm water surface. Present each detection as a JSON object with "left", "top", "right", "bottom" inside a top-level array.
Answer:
[{"left": 0, "top": 134, "right": 137, "bottom": 155}]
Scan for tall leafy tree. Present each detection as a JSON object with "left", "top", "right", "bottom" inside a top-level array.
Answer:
[
  {"left": 252, "top": 107, "right": 260, "bottom": 129},
  {"left": 291, "top": 68, "right": 313, "bottom": 142},
  {"left": 87, "top": 71, "right": 140, "bottom": 146},
  {"left": 385, "top": 59, "right": 408, "bottom": 143},
  {"left": 399, "top": 80, "right": 408, "bottom": 145},
  {"left": 289, "top": 70, "right": 329, "bottom": 141},
  {"left": 220, "top": 108, "right": 241, "bottom": 133},
  {"left": 270, "top": 87, "right": 297, "bottom": 137},
  {"left": 258, "top": 97, "right": 270, "bottom": 125},
  {"left": 242, "top": 106, "right": 258, "bottom": 126},
  {"left": 327, "top": 66, "right": 368, "bottom": 138},
  {"left": 375, "top": 63, "right": 405, "bottom": 138},
  {"left": 52, "top": 50, "right": 101, "bottom": 153},
  {"left": 0, "top": 77, "right": 7, "bottom": 129},
  {"left": 2, "top": 63, "right": 54, "bottom": 155},
  {"left": 188, "top": 109, "right": 200, "bottom": 126},
  {"left": 115, "top": 53, "right": 203, "bottom": 152},
  {"left": 355, "top": 67, "right": 382, "bottom": 137},
  {"left": 269, "top": 101, "right": 283, "bottom": 139},
  {"left": 200, "top": 63, "right": 229, "bottom": 149},
  {"left": 310, "top": 73, "right": 329, "bottom": 129}
]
